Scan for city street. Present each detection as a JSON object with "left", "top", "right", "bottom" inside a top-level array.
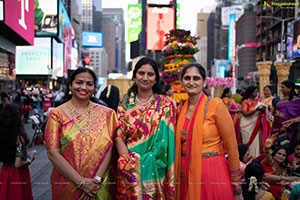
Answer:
[{"left": 25, "top": 122, "right": 52, "bottom": 200}]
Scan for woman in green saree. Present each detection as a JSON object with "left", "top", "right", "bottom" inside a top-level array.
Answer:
[
  {"left": 115, "top": 57, "right": 175, "bottom": 199},
  {"left": 45, "top": 68, "right": 119, "bottom": 200}
]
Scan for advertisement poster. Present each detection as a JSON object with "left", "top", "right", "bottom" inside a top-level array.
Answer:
[
  {"left": 146, "top": 7, "right": 175, "bottom": 51},
  {"left": 5, "top": 0, "right": 34, "bottom": 44},
  {"left": 228, "top": 13, "right": 235, "bottom": 64},
  {"left": 58, "top": 0, "right": 74, "bottom": 77},
  {"left": 16, "top": 38, "right": 51, "bottom": 75},
  {"left": 82, "top": 31, "right": 103, "bottom": 47},
  {"left": 52, "top": 38, "right": 64, "bottom": 78},
  {"left": 128, "top": 4, "right": 142, "bottom": 43},
  {"left": 293, "top": 19, "right": 300, "bottom": 57},
  {"left": 34, "top": 0, "right": 58, "bottom": 36}
]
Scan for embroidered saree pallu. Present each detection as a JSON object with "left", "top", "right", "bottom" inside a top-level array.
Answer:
[
  {"left": 116, "top": 95, "right": 175, "bottom": 199},
  {"left": 45, "top": 105, "right": 119, "bottom": 200}
]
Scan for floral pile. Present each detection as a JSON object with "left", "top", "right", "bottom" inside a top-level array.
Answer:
[{"left": 161, "top": 29, "right": 199, "bottom": 103}]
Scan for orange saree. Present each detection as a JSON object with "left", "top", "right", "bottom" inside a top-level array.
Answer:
[
  {"left": 45, "top": 104, "right": 119, "bottom": 200},
  {"left": 175, "top": 94, "right": 241, "bottom": 200}
]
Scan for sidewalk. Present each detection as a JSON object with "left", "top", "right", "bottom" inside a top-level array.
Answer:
[{"left": 25, "top": 122, "right": 52, "bottom": 200}]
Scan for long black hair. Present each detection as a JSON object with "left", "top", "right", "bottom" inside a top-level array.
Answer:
[
  {"left": 126, "top": 57, "right": 164, "bottom": 97},
  {"left": 221, "top": 87, "right": 231, "bottom": 99},
  {"left": 242, "top": 162, "right": 265, "bottom": 200},
  {"left": 0, "top": 103, "right": 29, "bottom": 164},
  {"left": 63, "top": 67, "right": 97, "bottom": 103},
  {"left": 241, "top": 86, "right": 257, "bottom": 102},
  {"left": 238, "top": 144, "right": 249, "bottom": 162},
  {"left": 281, "top": 80, "right": 297, "bottom": 101},
  {"left": 271, "top": 144, "right": 288, "bottom": 167}
]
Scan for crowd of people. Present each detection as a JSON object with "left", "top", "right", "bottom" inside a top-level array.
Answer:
[{"left": 0, "top": 57, "right": 299, "bottom": 200}]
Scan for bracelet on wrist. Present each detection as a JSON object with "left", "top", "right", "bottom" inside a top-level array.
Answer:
[
  {"left": 94, "top": 175, "right": 104, "bottom": 183},
  {"left": 76, "top": 177, "right": 84, "bottom": 188}
]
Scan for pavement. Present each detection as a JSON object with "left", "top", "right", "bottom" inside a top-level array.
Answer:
[
  {"left": 26, "top": 121, "right": 53, "bottom": 200},
  {"left": 0, "top": 120, "right": 53, "bottom": 200}
]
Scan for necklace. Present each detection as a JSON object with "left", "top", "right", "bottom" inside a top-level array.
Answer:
[
  {"left": 135, "top": 94, "right": 154, "bottom": 105},
  {"left": 69, "top": 101, "right": 93, "bottom": 136}
]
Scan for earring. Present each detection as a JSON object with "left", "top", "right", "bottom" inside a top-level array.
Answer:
[
  {"left": 68, "top": 90, "right": 72, "bottom": 95},
  {"left": 92, "top": 94, "right": 95, "bottom": 97}
]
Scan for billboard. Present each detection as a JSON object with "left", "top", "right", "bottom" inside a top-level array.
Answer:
[
  {"left": 221, "top": 5, "right": 244, "bottom": 26},
  {"left": 228, "top": 14, "right": 235, "bottom": 64},
  {"left": 176, "top": 4, "right": 180, "bottom": 29},
  {"left": 58, "top": 0, "right": 73, "bottom": 76},
  {"left": 293, "top": 19, "right": 300, "bottom": 57},
  {"left": 34, "top": 0, "right": 58, "bottom": 36},
  {"left": 0, "top": 1, "right": 3, "bottom": 21},
  {"left": 287, "top": 21, "right": 293, "bottom": 59},
  {"left": 128, "top": 4, "right": 142, "bottom": 43},
  {"left": 4, "top": 0, "right": 34, "bottom": 44},
  {"left": 16, "top": 37, "right": 51, "bottom": 75},
  {"left": 146, "top": 7, "right": 175, "bottom": 51},
  {"left": 147, "top": 0, "right": 174, "bottom": 5},
  {"left": 82, "top": 31, "right": 103, "bottom": 47},
  {"left": 52, "top": 38, "right": 64, "bottom": 78}
]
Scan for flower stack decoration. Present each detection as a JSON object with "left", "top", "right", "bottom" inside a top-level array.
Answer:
[{"left": 161, "top": 29, "right": 199, "bottom": 103}]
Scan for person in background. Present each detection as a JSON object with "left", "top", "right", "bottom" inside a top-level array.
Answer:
[
  {"left": 232, "top": 88, "right": 243, "bottom": 104},
  {"left": 238, "top": 144, "right": 252, "bottom": 177},
  {"left": 115, "top": 57, "right": 175, "bottom": 199},
  {"left": 288, "top": 141, "right": 300, "bottom": 174},
  {"left": 165, "top": 84, "right": 177, "bottom": 109},
  {"left": 221, "top": 87, "right": 242, "bottom": 144},
  {"left": 261, "top": 85, "right": 275, "bottom": 135},
  {"left": 0, "top": 103, "right": 36, "bottom": 200},
  {"left": 242, "top": 162, "right": 275, "bottom": 200},
  {"left": 272, "top": 80, "right": 300, "bottom": 152},
  {"left": 45, "top": 67, "right": 119, "bottom": 200},
  {"left": 175, "top": 63, "right": 242, "bottom": 200},
  {"left": 261, "top": 135, "right": 300, "bottom": 199},
  {"left": 240, "top": 86, "right": 267, "bottom": 158},
  {"left": 99, "top": 85, "right": 120, "bottom": 112}
]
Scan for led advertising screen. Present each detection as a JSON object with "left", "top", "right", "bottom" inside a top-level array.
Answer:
[
  {"left": 5, "top": 0, "right": 34, "bottom": 44},
  {"left": 82, "top": 31, "right": 103, "bottom": 47},
  {"left": 52, "top": 38, "right": 64, "bottom": 78},
  {"left": 34, "top": 0, "right": 58, "bottom": 36},
  {"left": 16, "top": 37, "right": 51, "bottom": 75},
  {"left": 0, "top": 1, "right": 4, "bottom": 21},
  {"left": 293, "top": 19, "right": 300, "bottom": 57},
  {"left": 221, "top": 5, "right": 244, "bottom": 27},
  {"left": 228, "top": 13, "right": 235, "bottom": 64},
  {"left": 146, "top": 7, "right": 175, "bottom": 51},
  {"left": 128, "top": 4, "right": 142, "bottom": 43},
  {"left": 147, "top": 0, "right": 174, "bottom": 5},
  {"left": 287, "top": 21, "right": 293, "bottom": 59},
  {"left": 58, "top": 0, "right": 73, "bottom": 76}
]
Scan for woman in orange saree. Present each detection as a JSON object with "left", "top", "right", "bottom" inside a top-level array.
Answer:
[
  {"left": 175, "top": 63, "right": 242, "bottom": 200},
  {"left": 221, "top": 87, "right": 242, "bottom": 144},
  {"left": 45, "top": 68, "right": 119, "bottom": 200}
]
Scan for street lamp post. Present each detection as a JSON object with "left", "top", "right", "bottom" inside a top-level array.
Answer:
[{"left": 259, "top": 16, "right": 294, "bottom": 62}]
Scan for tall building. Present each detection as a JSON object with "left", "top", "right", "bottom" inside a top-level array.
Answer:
[
  {"left": 195, "top": 13, "right": 210, "bottom": 71},
  {"left": 88, "top": 48, "right": 108, "bottom": 77},
  {"left": 256, "top": 0, "right": 294, "bottom": 61},
  {"left": 236, "top": 12, "right": 257, "bottom": 79},
  {"left": 102, "top": 8, "right": 125, "bottom": 73},
  {"left": 81, "top": 0, "right": 102, "bottom": 32}
]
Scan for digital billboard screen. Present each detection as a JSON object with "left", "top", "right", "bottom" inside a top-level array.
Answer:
[
  {"left": 34, "top": 0, "right": 58, "bottom": 36},
  {"left": 293, "top": 19, "right": 300, "bottom": 57},
  {"left": 82, "top": 31, "right": 103, "bottom": 47},
  {"left": 128, "top": 4, "right": 142, "bottom": 43},
  {"left": 5, "top": 0, "right": 34, "bottom": 44},
  {"left": 146, "top": 7, "right": 175, "bottom": 51},
  {"left": 16, "top": 38, "right": 51, "bottom": 75},
  {"left": 52, "top": 38, "right": 64, "bottom": 78}
]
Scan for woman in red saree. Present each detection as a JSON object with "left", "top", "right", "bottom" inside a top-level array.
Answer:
[
  {"left": 240, "top": 86, "right": 267, "bottom": 158},
  {"left": 175, "top": 63, "right": 242, "bottom": 200},
  {"left": 261, "top": 85, "right": 275, "bottom": 135},
  {"left": 221, "top": 87, "right": 242, "bottom": 144},
  {"left": 45, "top": 68, "right": 119, "bottom": 200},
  {"left": 115, "top": 57, "right": 175, "bottom": 199}
]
